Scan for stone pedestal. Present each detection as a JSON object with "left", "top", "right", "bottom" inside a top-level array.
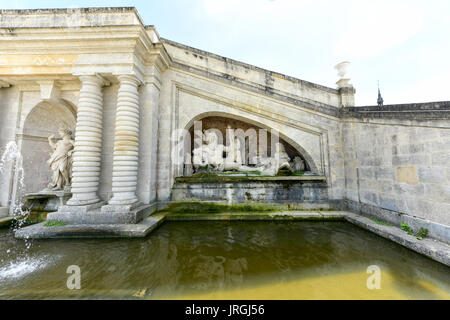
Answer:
[
  {"left": 23, "top": 189, "right": 72, "bottom": 212},
  {"left": 47, "top": 204, "right": 152, "bottom": 224}
]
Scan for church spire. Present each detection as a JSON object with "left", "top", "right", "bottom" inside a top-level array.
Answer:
[{"left": 377, "top": 81, "right": 384, "bottom": 106}]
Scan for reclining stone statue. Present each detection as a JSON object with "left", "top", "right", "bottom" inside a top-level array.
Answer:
[
  {"left": 239, "top": 142, "right": 291, "bottom": 175},
  {"left": 190, "top": 130, "right": 293, "bottom": 176}
]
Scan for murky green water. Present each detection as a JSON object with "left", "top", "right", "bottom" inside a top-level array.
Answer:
[{"left": 0, "top": 221, "right": 449, "bottom": 299}]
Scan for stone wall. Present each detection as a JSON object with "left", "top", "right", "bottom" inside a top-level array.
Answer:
[
  {"left": 342, "top": 109, "right": 450, "bottom": 227},
  {"left": 156, "top": 68, "right": 345, "bottom": 203},
  {"left": 172, "top": 180, "right": 328, "bottom": 203}
]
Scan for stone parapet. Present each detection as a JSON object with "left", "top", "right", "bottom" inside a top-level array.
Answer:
[{"left": 342, "top": 101, "right": 450, "bottom": 119}]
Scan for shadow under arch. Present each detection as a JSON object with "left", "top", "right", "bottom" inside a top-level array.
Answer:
[
  {"left": 182, "top": 111, "right": 319, "bottom": 173},
  {"left": 21, "top": 99, "right": 76, "bottom": 136}
]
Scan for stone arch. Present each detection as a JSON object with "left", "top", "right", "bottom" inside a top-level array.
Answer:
[
  {"left": 179, "top": 111, "right": 319, "bottom": 174},
  {"left": 19, "top": 99, "right": 76, "bottom": 193}
]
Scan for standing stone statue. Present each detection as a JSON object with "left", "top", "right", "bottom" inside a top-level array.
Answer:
[{"left": 46, "top": 128, "right": 75, "bottom": 191}]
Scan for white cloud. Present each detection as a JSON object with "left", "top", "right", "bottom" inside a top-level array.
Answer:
[
  {"left": 333, "top": 0, "right": 424, "bottom": 60},
  {"left": 389, "top": 74, "right": 450, "bottom": 104}
]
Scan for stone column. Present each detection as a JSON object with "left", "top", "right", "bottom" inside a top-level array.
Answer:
[
  {"left": 104, "top": 74, "right": 141, "bottom": 209},
  {"left": 66, "top": 75, "right": 108, "bottom": 207}
]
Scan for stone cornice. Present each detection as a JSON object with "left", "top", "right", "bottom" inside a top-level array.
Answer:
[
  {"left": 0, "top": 7, "right": 144, "bottom": 28},
  {"left": 341, "top": 101, "right": 450, "bottom": 120},
  {"left": 0, "top": 23, "right": 169, "bottom": 84}
]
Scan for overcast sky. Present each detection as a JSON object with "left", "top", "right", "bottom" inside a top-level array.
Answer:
[{"left": 4, "top": 0, "right": 450, "bottom": 106}]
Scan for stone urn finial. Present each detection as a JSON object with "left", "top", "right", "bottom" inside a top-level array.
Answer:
[{"left": 335, "top": 61, "right": 352, "bottom": 88}]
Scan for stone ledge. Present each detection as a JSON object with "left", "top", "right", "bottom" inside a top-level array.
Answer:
[
  {"left": 175, "top": 175, "right": 327, "bottom": 183},
  {"left": 47, "top": 204, "right": 154, "bottom": 224},
  {"left": 14, "top": 214, "right": 165, "bottom": 239},
  {"left": 344, "top": 212, "right": 450, "bottom": 267},
  {"left": 165, "top": 210, "right": 347, "bottom": 221},
  {"left": 342, "top": 199, "right": 450, "bottom": 245}
]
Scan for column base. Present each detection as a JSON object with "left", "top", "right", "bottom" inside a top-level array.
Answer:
[
  {"left": 101, "top": 201, "right": 142, "bottom": 213},
  {"left": 57, "top": 201, "right": 105, "bottom": 214},
  {"left": 66, "top": 197, "right": 102, "bottom": 206}
]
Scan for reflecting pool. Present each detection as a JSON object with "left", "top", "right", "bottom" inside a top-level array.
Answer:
[{"left": 0, "top": 221, "right": 449, "bottom": 299}]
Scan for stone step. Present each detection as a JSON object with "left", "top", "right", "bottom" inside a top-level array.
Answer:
[{"left": 14, "top": 213, "right": 165, "bottom": 239}]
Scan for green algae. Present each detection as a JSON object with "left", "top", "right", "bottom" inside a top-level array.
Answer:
[
  {"left": 43, "top": 220, "right": 67, "bottom": 227},
  {"left": 370, "top": 217, "right": 393, "bottom": 226},
  {"left": 159, "top": 202, "right": 279, "bottom": 215}
]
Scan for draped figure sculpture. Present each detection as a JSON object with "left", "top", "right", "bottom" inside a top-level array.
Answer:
[
  {"left": 47, "top": 128, "right": 75, "bottom": 191},
  {"left": 190, "top": 128, "right": 296, "bottom": 176},
  {"left": 240, "top": 142, "right": 291, "bottom": 175}
]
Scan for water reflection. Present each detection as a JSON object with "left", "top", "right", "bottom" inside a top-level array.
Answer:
[{"left": 0, "top": 221, "right": 449, "bottom": 299}]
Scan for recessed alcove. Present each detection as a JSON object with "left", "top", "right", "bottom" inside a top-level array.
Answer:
[
  {"left": 20, "top": 101, "right": 76, "bottom": 193},
  {"left": 184, "top": 116, "right": 311, "bottom": 175}
]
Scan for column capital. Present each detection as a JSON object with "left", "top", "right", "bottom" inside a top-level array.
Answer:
[
  {"left": 116, "top": 73, "right": 142, "bottom": 87},
  {"left": 77, "top": 73, "right": 110, "bottom": 87}
]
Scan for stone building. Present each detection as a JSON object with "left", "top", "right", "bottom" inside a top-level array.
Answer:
[{"left": 0, "top": 8, "right": 449, "bottom": 241}]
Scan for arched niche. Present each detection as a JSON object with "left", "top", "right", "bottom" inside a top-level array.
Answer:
[
  {"left": 178, "top": 114, "right": 318, "bottom": 175},
  {"left": 20, "top": 100, "right": 76, "bottom": 193}
]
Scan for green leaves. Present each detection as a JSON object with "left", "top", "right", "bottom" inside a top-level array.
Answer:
[{"left": 401, "top": 222, "right": 428, "bottom": 240}]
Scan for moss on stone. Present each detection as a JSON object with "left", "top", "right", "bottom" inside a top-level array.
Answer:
[
  {"left": 370, "top": 217, "right": 393, "bottom": 226},
  {"left": 160, "top": 202, "right": 279, "bottom": 215},
  {"left": 220, "top": 170, "right": 262, "bottom": 176},
  {"left": 175, "top": 172, "right": 236, "bottom": 183},
  {"left": 159, "top": 202, "right": 336, "bottom": 216},
  {"left": 174, "top": 172, "right": 317, "bottom": 184},
  {"left": 43, "top": 220, "right": 67, "bottom": 227}
]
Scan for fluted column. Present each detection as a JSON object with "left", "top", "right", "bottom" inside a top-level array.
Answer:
[
  {"left": 107, "top": 74, "right": 141, "bottom": 206},
  {"left": 67, "top": 75, "right": 108, "bottom": 206}
]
